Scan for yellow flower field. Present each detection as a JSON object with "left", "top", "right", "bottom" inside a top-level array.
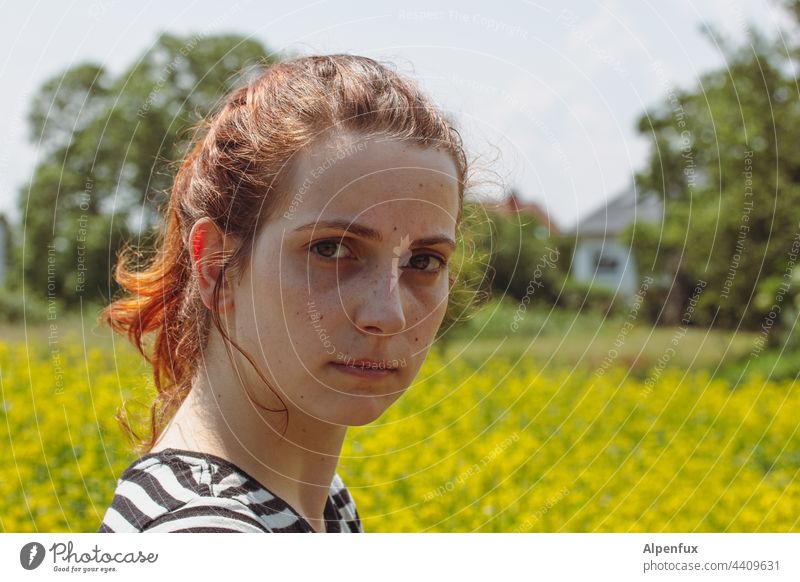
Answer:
[{"left": 0, "top": 336, "right": 797, "bottom": 532}]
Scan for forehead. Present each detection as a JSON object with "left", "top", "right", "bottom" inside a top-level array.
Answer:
[{"left": 281, "top": 133, "right": 460, "bottom": 230}]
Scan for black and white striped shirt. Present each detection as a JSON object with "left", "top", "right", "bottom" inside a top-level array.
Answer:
[{"left": 98, "top": 448, "right": 363, "bottom": 533}]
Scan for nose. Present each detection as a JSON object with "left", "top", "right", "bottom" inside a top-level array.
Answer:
[{"left": 351, "top": 260, "right": 406, "bottom": 335}]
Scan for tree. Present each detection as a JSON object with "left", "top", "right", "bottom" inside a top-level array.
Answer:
[
  {"left": 14, "top": 33, "right": 275, "bottom": 307},
  {"left": 479, "top": 208, "right": 565, "bottom": 304},
  {"left": 627, "top": 22, "right": 800, "bottom": 333}
]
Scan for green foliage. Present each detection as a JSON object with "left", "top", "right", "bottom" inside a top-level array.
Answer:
[
  {"left": 628, "top": 27, "right": 800, "bottom": 330},
  {"left": 436, "top": 200, "right": 494, "bottom": 345},
  {"left": 481, "top": 210, "right": 565, "bottom": 303},
  {"left": 717, "top": 347, "right": 800, "bottom": 384},
  {"left": 16, "top": 33, "right": 275, "bottom": 307},
  {"left": 554, "top": 277, "right": 618, "bottom": 315},
  {"left": 0, "top": 286, "right": 53, "bottom": 324}
]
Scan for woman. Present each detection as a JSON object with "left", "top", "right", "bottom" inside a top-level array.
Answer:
[{"left": 97, "top": 54, "right": 470, "bottom": 533}]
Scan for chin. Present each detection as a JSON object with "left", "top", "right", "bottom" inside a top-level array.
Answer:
[{"left": 320, "top": 393, "right": 402, "bottom": 427}]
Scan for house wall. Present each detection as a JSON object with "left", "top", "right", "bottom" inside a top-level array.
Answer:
[{"left": 572, "top": 237, "right": 638, "bottom": 297}]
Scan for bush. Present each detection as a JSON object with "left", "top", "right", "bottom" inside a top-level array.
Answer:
[
  {"left": 0, "top": 286, "right": 55, "bottom": 324},
  {"left": 555, "top": 278, "right": 619, "bottom": 316},
  {"left": 717, "top": 347, "right": 800, "bottom": 384}
]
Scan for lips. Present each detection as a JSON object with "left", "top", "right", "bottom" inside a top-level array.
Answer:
[
  {"left": 331, "top": 357, "right": 402, "bottom": 374},
  {"left": 334, "top": 358, "right": 398, "bottom": 371}
]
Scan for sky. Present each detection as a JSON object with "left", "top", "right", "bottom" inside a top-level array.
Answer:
[{"left": 0, "top": 0, "right": 793, "bottom": 232}]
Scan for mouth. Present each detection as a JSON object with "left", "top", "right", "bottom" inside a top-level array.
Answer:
[{"left": 329, "top": 358, "right": 400, "bottom": 378}]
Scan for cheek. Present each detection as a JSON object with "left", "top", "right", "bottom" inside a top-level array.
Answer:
[
  {"left": 242, "top": 260, "right": 314, "bottom": 341},
  {"left": 283, "top": 289, "right": 343, "bottom": 359},
  {"left": 408, "top": 278, "right": 450, "bottom": 322}
]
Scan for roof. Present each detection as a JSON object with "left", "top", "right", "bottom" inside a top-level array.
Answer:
[
  {"left": 564, "top": 185, "right": 663, "bottom": 237},
  {"left": 481, "top": 190, "right": 560, "bottom": 235}
]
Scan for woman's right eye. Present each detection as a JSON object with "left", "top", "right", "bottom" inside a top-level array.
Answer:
[{"left": 310, "top": 239, "right": 353, "bottom": 260}]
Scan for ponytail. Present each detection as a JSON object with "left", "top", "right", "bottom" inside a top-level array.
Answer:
[{"left": 100, "top": 143, "right": 208, "bottom": 455}]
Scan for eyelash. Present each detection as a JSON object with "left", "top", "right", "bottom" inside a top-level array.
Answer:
[{"left": 309, "top": 239, "right": 448, "bottom": 274}]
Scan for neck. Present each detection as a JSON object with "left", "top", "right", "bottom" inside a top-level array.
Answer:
[{"left": 152, "top": 335, "right": 348, "bottom": 533}]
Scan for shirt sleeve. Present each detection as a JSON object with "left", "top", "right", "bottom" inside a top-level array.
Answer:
[
  {"left": 141, "top": 496, "right": 268, "bottom": 533},
  {"left": 353, "top": 505, "right": 364, "bottom": 533}
]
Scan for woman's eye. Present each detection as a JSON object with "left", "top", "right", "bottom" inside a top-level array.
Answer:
[
  {"left": 406, "top": 253, "right": 447, "bottom": 273},
  {"left": 310, "top": 241, "right": 446, "bottom": 273},
  {"left": 310, "top": 240, "right": 352, "bottom": 260}
]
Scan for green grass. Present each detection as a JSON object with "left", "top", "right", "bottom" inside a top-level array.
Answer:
[
  {"left": 2, "top": 298, "right": 769, "bottom": 383},
  {"left": 437, "top": 297, "right": 759, "bottom": 378}
]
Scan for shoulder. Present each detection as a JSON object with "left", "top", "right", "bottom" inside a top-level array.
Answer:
[
  {"left": 98, "top": 449, "right": 364, "bottom": 533},
  {"left": 98, "top": 450, "right": 268, "bottom": 533},
  {"left": 330, "top": 472, "right": 363, "bottom": 533},
  {"left": 140, "top": 495, "right": 268, "bottom": 532}
]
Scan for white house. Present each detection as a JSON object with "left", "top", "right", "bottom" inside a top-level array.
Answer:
[{"left": 565, "top": 186, "right": 663, "bottom": 297}]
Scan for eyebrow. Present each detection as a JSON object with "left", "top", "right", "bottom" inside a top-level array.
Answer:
[{"left": 293, "top": 219, "right": 456, "bottom": 250}]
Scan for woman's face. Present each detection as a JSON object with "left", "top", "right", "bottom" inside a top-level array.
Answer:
[{"left": 230, "top": 133, "right": 460, "bottom": 426}]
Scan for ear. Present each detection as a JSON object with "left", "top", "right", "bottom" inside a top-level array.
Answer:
[{"left": 189, "top": 218, "right": 238, "bottom": 315}]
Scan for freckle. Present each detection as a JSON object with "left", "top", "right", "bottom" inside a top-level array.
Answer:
[
  {"left": 418, "top": 183, "right": 424, "bottom": 188},
  {"left": 414, "top": 337, "right": 418, "bottom": 342}
]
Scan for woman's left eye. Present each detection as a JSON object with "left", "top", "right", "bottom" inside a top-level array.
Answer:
[{"left": 406, "top": 253, "right": 447, "bottom": 273}]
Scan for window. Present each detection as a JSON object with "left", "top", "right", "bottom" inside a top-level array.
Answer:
[{"left": 593, "top": 250, "right": 619, "bottom": 272}]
